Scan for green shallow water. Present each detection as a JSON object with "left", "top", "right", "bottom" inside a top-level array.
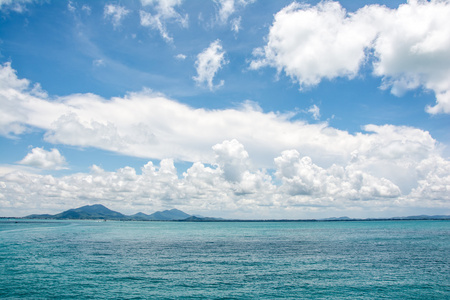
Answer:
[{"left": 1, "top": 220, "right": 449, "bottom": 299}]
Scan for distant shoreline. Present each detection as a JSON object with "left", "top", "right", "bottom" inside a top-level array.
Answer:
[
  {"left": 2, "top": 216, "right": 450, "bottom": 222},
  {"left": 3, "top": 204, "right": 449, "bottom": 222}
]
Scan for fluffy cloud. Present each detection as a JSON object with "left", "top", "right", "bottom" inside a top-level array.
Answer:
[
  {"left": 213, "top": 139, "right": 250, "bottom": 182},
  {"left": 372, "top": 0, "right": 450, "bottom": 114},
  {"left": 104, "top": 4, "right": 130, "bottom": 29},
  {"left": 140, "top": 0, "right": 188, "bottom": 43},
  {"left": 275, "top": 150, "right": 401, "bottom": 199},
  {"left": 18, "top": 147, "right": 67, "bottom": 170},
  {"left": 250, "top": 1, "right": 377, "bottom": 87},
  {"left": 410, "top": 155, "right": 450, "bottom": 201},
  {"left": 193, "top": 40, "right": 228, "bottom": 90},
  {"left": 0, "top": 62, "right": 39, "bottom": 136},
  {"left": 251, "top": 0, "right": 450, "bottom": 114}
]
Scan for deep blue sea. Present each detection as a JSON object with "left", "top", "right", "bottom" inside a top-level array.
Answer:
[{"left": 1, "top": 220, "right": 449, "bottom": 299}]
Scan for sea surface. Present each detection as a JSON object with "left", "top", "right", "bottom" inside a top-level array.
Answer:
[{"left": 1, "top": 220, "right": 449, "bottom": 299}]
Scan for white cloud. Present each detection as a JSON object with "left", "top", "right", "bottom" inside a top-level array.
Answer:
[
  {"left": 372, "top": 0, "right": 450, "bottom": 115},
  {"left": 140, "top": 10, "right": 172, "bottom": 42},
  {"left": 250, "top": 2, "right": 377, "bottom": 88},
  {"left": 18, "top": 147, "right": 67, "bottom": 170},
  {"left": 193, "top": 40, "right": 228, "bottom": 90},
  {"left": 251, "top": 0, "right": 450, "bottom": 114},
  {"left": 0, "top": 62, "right": 35, "bottom": 136},
  {"left": 409, "top": 155, "right": 450, "bottom": 201},
  {"left": 230, "top": 16, "right": 241, "bottom": 33},
  {"left": 274, "top": 149, "right": 401, "bottom": 199},
  {"left": 213, "top": 139, "right": 249, "bottom": 182},
  {"left": 214, "top": 0, "right": 254, "bottom": 32},
  {"left": 175, "top": 54, "right": 187, "bottom": 60},
  {"left": 139, "top": 0, "right": 188, "bottom": 43},
  {"left": 214, "top": 0, "right": 255, "bottom": 23},
  {"left": 0, "top": 62, "right": 29, "bottom": 90},
  {"left": 215, "top": 0, "right": 235, "bottom": 23},
  {"left": 308, "top": 104, "right": 320, "bottom": 120},
  {"left": 104, "top": 4, "right": 130, "bottom": 29},
  {"left": 0, "top": 0, "right": 34, "bottom": 12},
  {"left": 1, "top": 62, "right": 449, "bottom": 217}
]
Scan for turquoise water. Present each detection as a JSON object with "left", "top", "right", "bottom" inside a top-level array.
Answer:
[{"left": 1, "top": 220, "right": 449, "bottom": 299}]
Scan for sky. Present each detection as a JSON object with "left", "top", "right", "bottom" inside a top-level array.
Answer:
[{"left": 0, "top": 0, "right": 449, "bottom": 219}]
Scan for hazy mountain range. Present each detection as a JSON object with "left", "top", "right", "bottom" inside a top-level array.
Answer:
[{"left": 23, "top": 204, "right": 450, "bottom": 221}]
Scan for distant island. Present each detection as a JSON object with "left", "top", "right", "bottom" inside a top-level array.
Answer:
[
  {"left": 24, "top": 204, "right": 216, "bottom": 221},
  {"left": 17, "top": 204, "right": 450, "bottom": 222}
]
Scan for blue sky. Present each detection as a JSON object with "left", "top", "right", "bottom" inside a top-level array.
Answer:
[{"left": 0, "top": 0, "right": 449, "bottom": 219}]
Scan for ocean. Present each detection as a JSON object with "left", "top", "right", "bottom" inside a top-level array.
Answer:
[{"left": 1, "top": 220, "right": 449, "bottom": 299}]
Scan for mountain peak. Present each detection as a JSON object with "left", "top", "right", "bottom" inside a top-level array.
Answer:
[{"left": 148, "top": 208, "right": 191, "bottom": 220}]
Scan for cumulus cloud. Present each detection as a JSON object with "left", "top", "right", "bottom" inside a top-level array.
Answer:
[
  {"left": 213, "top": 139, "right": 250, "bottom": 182},
  {"left": 18, "top": 147, "right": 67, "bottom": 170},
  {"left": 250, "top": 1, "right": 377, "bottom": 87},
  {"left": 139, "top": 0, "right": 188, "bottom": 43},
  {"left": 251, "top": 0, "right": 450, "bottom": 114},
  {"left": 275, "top": 149, "right": 401, "bottom": 199},
  {"left": 410, "top": 155, "right": 450, "bottom": 201},
  {"left": 193, "top": 40, "right": 228, "bottom": 90},
  {"left": 0, "top": 62, "right": 37, "bottom": 136},
  {"left": 104, "top": 4, "right": 130, "bottom": 29}
]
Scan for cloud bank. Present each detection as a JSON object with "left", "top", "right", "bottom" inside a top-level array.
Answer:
[
  {"left": 1, "top": 139, "right": 448, "bottom": 218},
  {"left": 251, "top": 0, "right": 450, "bottom": 114},
  {"left": 0, "top": 62, "right": 449, "bottom": 217}
]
